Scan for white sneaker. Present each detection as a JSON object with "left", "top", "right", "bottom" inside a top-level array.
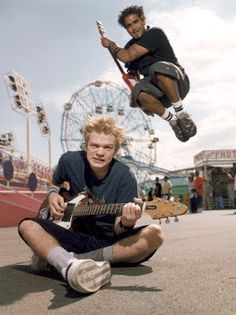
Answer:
[
  {"left": 65, "top": 259, "right": 111, "bottom": 294},
  {"left": 31, "top": 254, "right": 51, "bottom": 273}
]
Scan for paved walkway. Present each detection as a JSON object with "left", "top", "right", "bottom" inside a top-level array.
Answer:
[{"left": 0, "top": 210, "right": 236, "bottom": 315}]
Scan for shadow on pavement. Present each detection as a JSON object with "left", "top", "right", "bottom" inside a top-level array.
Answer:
[
  {"left": 0, "top": 263, "right": 89, "bottom": 309},
  {"left": 0, "top": 262, "right": 160, "bottom": 310},
  {"left": 111, "top": 264, "right": 153, "bottom": 276}
]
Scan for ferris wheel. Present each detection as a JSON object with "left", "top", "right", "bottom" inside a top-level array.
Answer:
[{"left": 60, "top": 80, "right": 156, "bottom": 165}]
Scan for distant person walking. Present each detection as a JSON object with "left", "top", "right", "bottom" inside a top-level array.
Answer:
[
  {"left": 227, "top": 163, "right": 236, "bottom": 211},
  {"left": 161, "top": 176, "right": 172, "bottom": 200},
  {"left": 204, "top": 179, "right": 213, "bottom": 210},
  {"left": 154, "top": 177, "right": 162, "bottom": 198},
  {"left": 194, "top": 170, "right": 205, "bottom": 212},
  {"left": 139, "top": 185, "right": 146, "bottom": 201},
  {"left": 147, "top": 187, "right": 154, "bottom": 201},
  {"left": 213, "top": 180, "right": 224, "bottom": 209},
  {"left": 188, "top": 173, "right": 197, "bottom": 213}
]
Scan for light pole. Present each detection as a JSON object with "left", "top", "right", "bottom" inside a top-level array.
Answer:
[
  {"left": 4, "top": 71, "right": 51, "bottom": 178},
  {"left": 4, "top": 71, "right": 36, "bottom": 175},
  {"left": 36, "top": 104, "right": 52, "bottom": 176},
  {"left": 151, "top": 137, "right": 159, "bottom": 165},
  {"left": 148, "top": 136, "right": 159, "bottom": 166}
]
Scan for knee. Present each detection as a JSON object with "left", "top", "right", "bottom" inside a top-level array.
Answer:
[
  {"left": 144, "top": 224, "right": 164, "bottom": 250},
  {"left": 18, "top": 220, "right": 38, "bottom": 238},
  {"left": 138, "top": 91, "right": 152, "bottom": 104}
]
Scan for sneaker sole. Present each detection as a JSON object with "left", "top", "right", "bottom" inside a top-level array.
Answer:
[
  {"left": 177, "top": 117, "right": 197, "bottom": 138},
  {"left": 170, "top": 121, "right": 189, "bottom": 142},
  {"left": 66, "top": 259, "right": 111, "bottom": 293}
]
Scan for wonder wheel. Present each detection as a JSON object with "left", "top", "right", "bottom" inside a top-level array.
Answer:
[{"left": 60, "top": 80, "right": 156, "bottom": 167}]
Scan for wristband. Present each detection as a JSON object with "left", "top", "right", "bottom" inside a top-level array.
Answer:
[
  {"left": 47, "top": 188, "right": 59, "bottom": 197},
  {"left": 119, "top": 219, "right": 134, "bottom": 231}
]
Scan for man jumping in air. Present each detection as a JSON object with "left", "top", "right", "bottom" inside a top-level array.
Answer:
[{"left": 100, "top": 5, "right": 197, "bottom": 142}]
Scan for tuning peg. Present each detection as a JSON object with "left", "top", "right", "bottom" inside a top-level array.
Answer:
[
  {"left": 174, "top": 216, "right": 179, "bottom": 223},
  {"left": 165, "top": 217, "right": 170, "bottom": 224}
]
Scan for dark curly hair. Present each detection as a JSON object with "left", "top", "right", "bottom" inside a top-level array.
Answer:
[{"left": 117, "top": 5, "right": 145, "bottom": 27}]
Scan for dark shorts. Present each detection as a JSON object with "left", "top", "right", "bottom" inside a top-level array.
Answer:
[
  {"left": 18, "top": 218, "right": 156, "bottom": 266},
  {"left": 131, "top": 61, "right": 190, "bottom": 109}
]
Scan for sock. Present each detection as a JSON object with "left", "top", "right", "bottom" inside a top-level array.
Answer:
[
  {"left": 103, "top": 246, "right": 115, "bottom": 263},
  {"left": 73, "top": 246, "right": 115, "bottom": 263},
  {"left": 47, "top": 246, "right": 75, "bottom": 278},
  {"left": 73, "top": 248, "right": 104, "bottom": 261},
  {"left": 161, "top": 109, "right": 175, "bottom": 122},
  {"left": 172, "top": 100, "right": 184, "bottom": 116}
]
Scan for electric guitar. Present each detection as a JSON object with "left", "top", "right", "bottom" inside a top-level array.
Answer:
[
  {"left": 96, "top": 20, "right": 138, "bottom": 91},
  {"left": 37, "top": 189, "right": 188, "bottom": 229}
]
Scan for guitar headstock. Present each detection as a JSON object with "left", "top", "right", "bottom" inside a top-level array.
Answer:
[
  {"left": 143, "top": 198, "right": 188, "bottom": 222},
  {"left": 96, "top": 20, "right": 105, "bottom": 37}
]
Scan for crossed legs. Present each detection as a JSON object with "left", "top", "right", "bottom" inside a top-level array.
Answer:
[{"left": 18, "top": 220, "right": 164, "bottom": 264}]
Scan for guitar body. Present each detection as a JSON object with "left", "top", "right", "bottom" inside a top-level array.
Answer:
[{"left": 37, "top": 189, "right": 89, "bottom": 229}]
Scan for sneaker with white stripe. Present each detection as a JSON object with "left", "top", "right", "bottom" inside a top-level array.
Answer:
[
  {"left": 169, "top": 118, "right": 189, "bottom": 142},
  {"left": 65, "top": 259, "right": 111, "bottom": 294}
]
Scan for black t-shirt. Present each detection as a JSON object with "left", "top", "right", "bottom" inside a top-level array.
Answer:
[
  {"left": 125, "top": 27, "right": 178, "bottom": 76},
  {"left": 53, "top": 151, "right": 138, "bottom": 239}
]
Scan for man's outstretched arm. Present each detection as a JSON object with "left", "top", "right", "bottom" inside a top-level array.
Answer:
[{"left": 101, "top": 36, "right": 149, "bottom": 63}]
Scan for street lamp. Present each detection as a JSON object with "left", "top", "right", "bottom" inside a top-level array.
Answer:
[
  {"left": 148, "top": 136, "right": 159, "bottom": 166},
  {"left": 36, "top": 104, "right": 52, "bottom": 176},
  {"left": 151, "top": 137, "right": 159, "bottom": 165},
  {"left": 0, "top": 131, "right": 15, "bottom": 147},
  {"left": 4, "top": 71, "right": 36, "bottom": 175}
]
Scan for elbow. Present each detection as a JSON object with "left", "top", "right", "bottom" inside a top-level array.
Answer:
[{"left": 118, "top": 50, "right": 133, "bottom": 63}]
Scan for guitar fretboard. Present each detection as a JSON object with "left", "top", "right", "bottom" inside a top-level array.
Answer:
[{"left": 72, "top": 202, "right": 127, "bottom": 217}]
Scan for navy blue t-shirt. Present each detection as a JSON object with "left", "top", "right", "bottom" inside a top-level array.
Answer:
[
  {"left": 125, "top": 27, "right": 178, "bottom": 76},
  {"left": 53, "top": 151, "right": 138, "bottom": 239}
]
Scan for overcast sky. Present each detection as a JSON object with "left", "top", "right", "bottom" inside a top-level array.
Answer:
[{"left": 0, "top": 0, "right": 235, "bottom": 171}]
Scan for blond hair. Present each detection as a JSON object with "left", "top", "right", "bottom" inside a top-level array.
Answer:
[{"left": 82, "top": 115, "right": 124, "bottom": 152}]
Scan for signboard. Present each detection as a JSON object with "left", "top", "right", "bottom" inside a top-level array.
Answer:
[{"left": 194, "top": 150, "right": 236, "bottom": 165}]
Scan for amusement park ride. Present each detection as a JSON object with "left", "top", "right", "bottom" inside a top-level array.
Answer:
[
  {"left": 0, "top": 71, "right": 169, "bottom": 227},
  {"left": 60, "top": 80, "right": 164, "bottom": 183}
]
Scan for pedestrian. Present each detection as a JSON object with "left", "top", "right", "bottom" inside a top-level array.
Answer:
[
  {"left": 161, "top": 176, "right": 172, "bottom": 200},
  {"left": 147, "top": 187, "right": 154, "bottom": 201},
  {"left": 194, "top": 170, "right": 205, "bottom": 212},
  {"left": 100, "top": 5, "right": 197, "bottom": 142},
  {"left": 18, "top": 115, "right": 164, "bottom": 294},
  {"left": 139, "top": 185, "right": 146, "bottom": 201},
  {"left": 204, "top": 179, "right": 213, "bottom": 210},
  {"left": 227, "top": 163, "right": 236, "bottom": 211},
  {"left": 154, "top": 177, "right": 162, "bottom": 198},
  {"left": 213, "top": 180, "right": 224, "bottom": 209},
  {"left": 188, "top": 173, "right": 197, "bottom": 213}
]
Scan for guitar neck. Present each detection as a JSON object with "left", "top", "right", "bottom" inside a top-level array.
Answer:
[
  {"left": 108, "top": 48, "right": 126, "bottom": 75},
  {"left": 72, "top": 202, "right": 127, "bottom": 217}
]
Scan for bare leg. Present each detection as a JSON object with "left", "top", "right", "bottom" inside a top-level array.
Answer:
[
  {"left": 155, "top": 73, "right": 180, "bottom": 102},
  {"left": 112, "top": 224, "right": 164, "bottom": 263},
  {"left": 19, "top": 220, "right": 60, "bottom": 259},
  {"left": 138, "top": 92, "right": 166, "bottom": 116}
]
